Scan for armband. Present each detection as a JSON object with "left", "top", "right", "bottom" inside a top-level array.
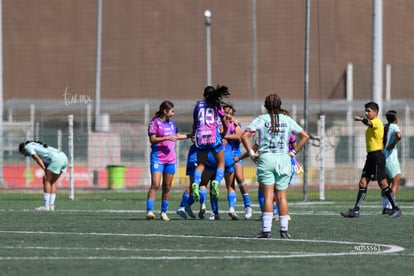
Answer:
[
  {"left": 362, "top": 118, "right": 369, "bottom": 125},
  {"left": 249, "top": 150, "right": 255, "bottom": 157}
]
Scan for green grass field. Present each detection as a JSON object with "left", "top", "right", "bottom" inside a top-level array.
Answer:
[{"left": 0, "top": 190, "right": 413, "bottom": 276}]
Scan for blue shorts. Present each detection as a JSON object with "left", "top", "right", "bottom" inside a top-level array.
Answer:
[
  {"left": 205, "top": 148, "right": 235, "bottom": 173},
  {"left": 150, "top": 162, "right": 176, "bottom": 174},
  {"left": 186, "top": 146, "right": 198, "bottom": 176}
]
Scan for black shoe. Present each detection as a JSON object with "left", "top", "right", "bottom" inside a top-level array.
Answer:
[
  {"left": 382, "top": 208, "right": 393, "bottom": 215},
  {"left": 340, "top": 208, "right": 359, "bottom": 218},
  {"left": 256, "top": 231, "right": 271, "bottom": 238},
  {"left": 389, "top": 208, "right": 402, "bottom": 218},
  {"left": 199, "top": 207, "right": 206, "bottom": 219},
  {"left": 280, "top": 231, "right": 292, "bottom": 239}
]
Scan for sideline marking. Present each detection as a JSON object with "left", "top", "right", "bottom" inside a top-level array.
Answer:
[{"left": 0, "top": 231, "right": 405, "bottom": 260}]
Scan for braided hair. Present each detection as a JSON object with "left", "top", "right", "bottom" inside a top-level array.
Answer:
[
  {"left": 18, "top": 140, "right": 48, "bottom": 152},
  {"left": 264, "top": 94, "right": 282, "bottom": 133},
  {"left": 203, "top": 85, "right": 230, "bottom": 106}
]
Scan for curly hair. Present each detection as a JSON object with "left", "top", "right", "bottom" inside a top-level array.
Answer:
[{"left": 203, "top": 84, "right": 230, "bottom": 106}]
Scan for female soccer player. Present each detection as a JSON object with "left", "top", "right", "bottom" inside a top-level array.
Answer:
[
  {"left": 223, "top": 104, "right": 253, "bottom": 220},
  {"left": 382, "top": 110, "right": 402, "bottom": 214},
  {"left": 191, "top": 85, "right": 230, "bottom": 202},
  {"left": 241, "top": 94, "right": 309, "bottom": 239},
  {"left": 146, "top": 100, "right": 190, "bottom": 221},
  {"left": 19, "top": 140, "right": 68, "bottom": 211}
]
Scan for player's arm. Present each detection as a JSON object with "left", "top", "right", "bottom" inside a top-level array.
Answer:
[
  {"left": 220, "top": 115, "right": 228, "bottom": 138},
  {"left": 292, "top": 130, "right": 309, "bottom": 155},
  {"left": 241, "top": 130, "right": 259, "bottom": 161},
  {"left": 176, "top": 133, "right": 193, "bottom": 140},
  {"left": 386, "top": 130, "right": 402, "bottom": 150},
  {"left": 224, "top": 124, "right": 241, "bottom": 142},
  {"left": 149, "top": 134, "right": 177, "bottom": 144},
  {"left": 235, "top": 143, "right": 258, "bottom": 162},
  {"left": 354, "top": 115, "right": 372, "bottom": 127},
  {"left": 31, "top": 153, "right": 47, "bottom": 171}
]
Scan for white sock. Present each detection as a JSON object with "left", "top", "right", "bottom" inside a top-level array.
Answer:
[
  {"left": 262, "top": 212, "right": 273, "bottom": 233},
  {"left": 279, "top": 215, "right": 289, "bottom": 231},
  {"left": 49, "top": 193, "right": 56, "bottom": 206},
  {"left": 43, "top": 193, "right": 51, "bottom": 206},
  {"left": 381, "top": 196, "right": 389, "bottom": 209}
]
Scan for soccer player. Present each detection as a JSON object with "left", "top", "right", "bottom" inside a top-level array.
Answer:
[
  {"left": 223, "top": 104, "right": 253, "bottom": 220},
  {"left": 176, "top": 143, "right": 199, "bottom": 219},
  {"left": 206, "top": 139, "right": 237, "bottom": 220},
  {"left": 146, "top": 101, "right": 190, "bottom": 221},
  {"left": 191, "top": 85, "right": 230, "bottom": 203},
  {"left": 241, "top": 94, "right": 309, "bottom": 239},
  {"left": 340, "top": 102, "right": 401, "bottom": 218},
  {"left": 381, "top": 110, "right": 402, "bottom": 214},
  {"left": 19, "top": 140, "right": 68, "bottom": 211}
]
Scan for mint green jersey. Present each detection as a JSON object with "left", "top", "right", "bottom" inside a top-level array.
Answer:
[{"left": 246, "top": 113, "right": 303, "bottom": 154}]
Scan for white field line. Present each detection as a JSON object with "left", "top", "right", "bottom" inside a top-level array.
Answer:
[{"left": 0, "top": 231, "right": 405, "bottom": 260}]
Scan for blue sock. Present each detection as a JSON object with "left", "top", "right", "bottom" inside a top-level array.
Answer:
[
  {"left": 194, "top": 170, "right": 202, "bottom": 185},
  {"left": 179, "top": 192, "right": 190, "bottom": 208},
  {"left": 211, "top": 198, "right": 219, "bottom": 215},
  {"left": 242, "top": 193, "right": 251, "bottom": 208},
  {"left": 187, "top": 195, "right": 195, "bottom": 206},
  {"left": 161, "top": 200, "right": 169, "bottom": 213},
  {"left": 228, "top": 191, "right": 237, "bottom": 209},
  {"left": 258, "top": 188, "right": 264, "bottom": 212},
  {"left": 215, "top": 168, "right": 225, "bottom": 183},
  {"left": 146, "top": 198, "right": 155, "bottom": 212},
  {"left": 200, "top": 188, "right": 207, "bottom": 205}
]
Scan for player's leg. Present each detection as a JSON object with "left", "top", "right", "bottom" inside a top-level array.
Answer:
[
  {"left": 235, "top": 162, "right": 252, "bottom": 219},
  {"left": 211, "top": 149, "right": 225, "bottom": 199},
  {"left": 226, "top": 171, "right": 239, "bottom": 220},
  {"left": 192, "top": 152, "right": 208, "bottom": 201},
  {"left": 146, "top": 164, "right": 163, "bottom": 219}
]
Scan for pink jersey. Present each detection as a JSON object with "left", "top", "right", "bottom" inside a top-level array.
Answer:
[
  {"left": 148, "top": 117, "right": 178, "bottom": 164},
  {"left": 288, "top": 134, "right": 296, "bottom": 152},
  {"left": 193, "top": 100, "right": 225, "bottom": 146}
]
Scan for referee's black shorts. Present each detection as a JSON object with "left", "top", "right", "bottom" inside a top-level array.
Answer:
[{"left": 361, "top": 150, "right": 386, "bottom": 181}]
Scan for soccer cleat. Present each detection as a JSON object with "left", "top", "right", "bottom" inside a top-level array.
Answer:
[
  {"left": 244, "top": 207, "right": 253, "bottom": 220},
  {"left": 211, "top": 180, "right": 220, "bottom": 199},
  {"left": 49, "top": 205, "right": 55, "bottom": 211},
  {"left": 382, "top": 208, "right": 393, "bottom": 215},
  {"left": 176, "top": 207, "right": 187, "bottom": 219},
  {"left": 228, "top": 207, "right": 239, "bottom": 220},
  {"left": 340, "top": 208, "right": 359, "bottom": 218},
  {"left": 35, "top": 205, "right": 50, "bottom": 211},
  {"left": 160, "top": 212, "right": 170, "bottom": 221},
  {"left": 146, "top": 211, "right": 156, "bottom": 220},
  {"left": 389, "top": 208, "right": 402, "bottom": 218},
  {"left": 191, "top": 183, "right": 200, "bottom": 201},
  {"left": 256, "top": 231, "right": 272, "bottom": 238},
  {"left": 280, "top": 231, "right": 292, "bottom": 239},
  {"left": 199, "top": 204, "right": 206, "bottom": 219},
  {"left": 208, "top": 213, "right": 220, "bottom": 221},
  {"left": 185, "top": 204, "right": 196, "bottom": 219}
]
